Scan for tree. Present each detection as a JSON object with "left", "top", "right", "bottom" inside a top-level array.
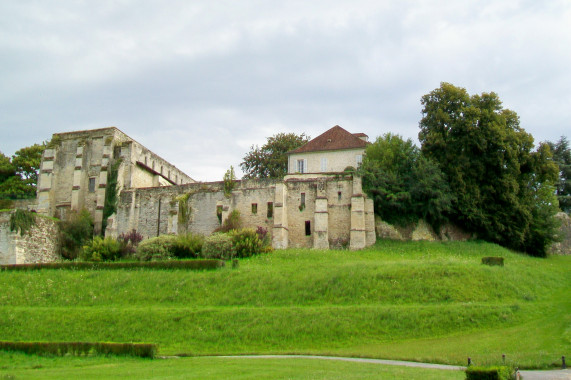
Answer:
[
  {"left": 240, "top": 133, "right": 310, "bottom": 179},
  {"left": 418, "top": 82, "right": 559, "bottom": 256},
  {"left": 12, "top": 143, "right": 44, "bottom": 184},
  {"left": 546, "top": 136, "right": 571, "bottom": 213},
  {"left": 0, "top": 144, "right": 45, "bottom": 200},
  {"left": 360, "top": 133, "right": 453, "bottom": 230}
]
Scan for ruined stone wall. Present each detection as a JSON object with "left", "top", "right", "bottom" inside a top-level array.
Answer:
[
  {"left": 116, "top": 176, "right": 376, "bottom": 250},
  {"left": 0, "top": 212, "right": 60, "bottom": 265}
]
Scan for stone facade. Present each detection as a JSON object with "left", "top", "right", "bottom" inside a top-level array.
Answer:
[
  {"left": 0, "top": 211, "right": 59, "bottom": 265},
  {"left": 36, "top": 127, "right": 194, "bottom": 233},
  {"left": 115, "top": 174, "right": 376, "bottom": 250}
]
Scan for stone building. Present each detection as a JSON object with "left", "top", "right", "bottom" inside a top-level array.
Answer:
[
  {"left": 288, "top": 125, "right": 368, "bottom": 174},
  {"left": 36, "top": 127, "right": 194, "bottom": 233},
  {"left": 32, "top": 125, "right": 375, "bottom": 250}
]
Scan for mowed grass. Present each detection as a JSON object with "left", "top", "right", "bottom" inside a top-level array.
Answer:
[
  {"left": 0, "top": 352, "right": 465, "bottom": 380},
  {"left": 0, "top": 240, "right": 569, "bottom": 369}
]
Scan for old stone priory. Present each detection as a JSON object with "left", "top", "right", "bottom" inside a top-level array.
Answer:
[{"left": 32, "top": 125, "right": 375, "bottom": 252}]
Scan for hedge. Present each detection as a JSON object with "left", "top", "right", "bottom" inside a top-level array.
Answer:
[
  {"left": 465, "top": 366, "right": 512, "bottom": 380},
  {"left": 0, "top": 259, "right": 225, "bottom": 271},
  {"left": 0, "top": 341, "right": 157, "bottom": 358},
  {"left": 481, "top": 257, "right": 504, "bottom": 266}
]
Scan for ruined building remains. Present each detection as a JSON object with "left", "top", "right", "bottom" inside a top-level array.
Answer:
[{"left": 34, "top": 125, "right": 375, "bottom": 251}]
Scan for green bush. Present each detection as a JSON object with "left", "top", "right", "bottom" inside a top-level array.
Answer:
[
  {"left": 59, "top": 209, "right": 94, "bottom": 260},
  {"left": 81, "top": 236, "right": 122, "bottom": 262},
  {"left": 136, "top": 235, "right": 177, "bottom": 261},
  {"left": 214, "top": 209, "right": 242, "bottom": 233},
  {"left": 0, "top": 260, "right": 225, "bottom": 271},
  {"left": 230, "top": 228, "right": 264, "bottom": 258},
  {"left": 117, "top": 229, "right": 144, "bottom": 257},
  {"left": 172, "top": 233, "right": 204, "bottom": 259},
  {"left": 0, "top": 340, "right": 157, "bottom": 358},
  {"left": 465, "top": 366, "right": 512, "bottom": 380},
  {"left": 482, "top": 257, "right": 504, "bottom": 266},
  {"left": 201, "top": 233, "right": 235, "bottom": 260}
]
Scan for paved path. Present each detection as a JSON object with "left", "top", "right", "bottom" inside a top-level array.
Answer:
[{"left": 215, "top": 355, "right": 571, "bottom": 379}]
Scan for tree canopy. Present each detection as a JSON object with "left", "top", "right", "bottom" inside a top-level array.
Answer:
[
  {"left": 240, "top": 133, "right": 310, "bottom": 179},
  {"left": 360, "top": 133, "right": 453, "bottom": 230},
  {"left": 0, "top": 143, "right": 45, "bottom": 200},
  {"left": 546, "top": 136, "right": 571, "bottom": 213},
  {"left": 418, "top": 82, "right": 559, "bottom": 256}
]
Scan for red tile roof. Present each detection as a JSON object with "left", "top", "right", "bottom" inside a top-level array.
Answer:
[{"left": 288, "top": 126, "right": 368, "bottom": 154}]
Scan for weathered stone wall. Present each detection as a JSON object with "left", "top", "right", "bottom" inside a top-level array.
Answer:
[
  {"left": 550, "top": 212, "right": 571, "bottom": 255},
  {"left": 37, "top": 127, "right": 194, "bottom": 234},
  {"left": 0, "top": 212, "right": 60, "bottom": 265},
  {"left": 375, "top": 216, "right": 473, "bottom": 242},
  {"left": 116, "top": 176, "right": 376, "bottom": 250}
]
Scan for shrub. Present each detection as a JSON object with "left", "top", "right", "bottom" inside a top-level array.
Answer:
[
  {"left": 214, "top": 209, "right": 241, "bottom": 233},
  {"left": 230, "top": 228, "right": 264, "bottom": 258},
  {"left": 0, "top": 260, "right": 225, "bottom": 271},
  {"left": 59, "top": 209, "right": 94, "bottom": 260},
  {"left": 9, "top": 209, "right": 36, "bottom": 236},
  {"left": 136, "top": 235, "right": 177, "bottom": 261},
  {"left": 81, "top": 236, "right": 122, "bottom": 262},
  {"left": 0, "top": 341, "right": 157, "bottom": 358},
  {"left": 482, "top": 257, "right": 504, "bottom": 266},
  {"left": 465, "top": 366, "right": 512, "bottom": 380},
  {"left": 201, "top": 233, "right": 235, "bottom": 260},
  {"left": 172, "top": 233, "right": 204, "bottom": 259},
  {"left": 118, "top": 229, "right": 144, "bottom": 257}
]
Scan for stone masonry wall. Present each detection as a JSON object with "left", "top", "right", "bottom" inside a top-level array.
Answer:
[{"left": 0, "top": 212, "right": 60, "bottom": 265}]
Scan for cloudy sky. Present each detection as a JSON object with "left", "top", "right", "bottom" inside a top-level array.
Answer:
[{"left": 1, "top": 1, "right": 569, "bottom": 181}]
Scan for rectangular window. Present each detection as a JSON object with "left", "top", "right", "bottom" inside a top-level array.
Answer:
[
  {"left": 267, "top": 202, "right": 273, "bottom": 218},
  {"left": 301, "top": 193, "right": 305, "bottom": 207},
  {"left": 113, "top": 146, "right": 121, "bottom": 159},
  {"left": 320, "top": 157, "right": 327, "bottom": 172},
  {"left": 251, "top": 203, "right": 258, "bottom": 214},
  {"left": 88, "top": 178, "right": 96, "bottom": 193},
  {"left": 305, "top": 220, "right": 311, "bottom": 236},
  {"left": 338, "top": 191, "right": 342, "bottom": 201},
  {"left": 356, "top": 154, "right": 363, "bottom": 167},
  {"left": 297, "top": 159, "right": 305, "bottom": 173}
]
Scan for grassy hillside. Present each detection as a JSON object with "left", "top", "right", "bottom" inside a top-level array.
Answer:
[{"left": 0, "top": 240, "right": 569, "bottom": 369}]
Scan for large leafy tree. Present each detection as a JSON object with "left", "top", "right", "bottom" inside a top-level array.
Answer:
[
  {"left": 360, "top": 133, "right": 453, "bottom": 230},
  {"left": 240, "top": 133, "right": 310, "bottom": 179},
  {"left": 0, "top": 143, "right": 45, "bottom": 199},
  {"left": 419, "top": 82, "right": 559, "bottom": 256},
  {"left": 546, "top": 136, "right": 571, "bottom": 213}
]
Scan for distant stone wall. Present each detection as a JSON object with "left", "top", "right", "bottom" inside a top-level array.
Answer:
[
  {"left": 375, "top": 216, "right": 474, "bottom": 242},
  {"left": 0, "top": 211, "right": 60, "bottom": 265},
  {"left": 550, "top": 212, "right": 571, "bottom": 255},
  {"left": 115, "top": 176, "right": 376, "bottom": 250}
]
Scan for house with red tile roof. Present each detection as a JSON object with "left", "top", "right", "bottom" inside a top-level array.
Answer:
[{"left": 287, "top": 125, "right": 368, "bottom": 175}]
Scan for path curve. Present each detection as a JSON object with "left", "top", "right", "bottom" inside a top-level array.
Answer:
[{"left": 214, "top": 355, "right": 571, "bottom": 379}]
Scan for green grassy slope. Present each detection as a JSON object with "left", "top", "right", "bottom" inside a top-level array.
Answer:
[{"left": 0, "top": 240, "right": 569, "bottom": 368}]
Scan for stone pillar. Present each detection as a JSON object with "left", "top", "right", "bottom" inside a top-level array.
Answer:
[
  {"left": 36, "top": 148, "right": 56, "bottom": 216},
  {"left": 365, "top": 198, "right": 376, "bottom": 247},
  {"left": 272, "top": 183, "right": 289, "bottom": 249},
  {"left": 350, "top": 176, "right": 366, "bottom": 250},
  {"left": 313, "top": 180, "right": 329, "bottom": 249},
  {"left": 95, "top": 144, "right": 111, "bottom": 234},
  {"left": 71, "top": 145, "right": 84, "bottom": 211}
]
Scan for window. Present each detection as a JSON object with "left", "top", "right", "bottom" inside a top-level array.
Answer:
[
  {"left": 88, "top": 178, "right": 96, "bottom": 193},
  {"left": 301, "top": 193, "right": 305, "bottom": 207},
  {"left": 113, "top": 146, "right": 121, "bottom": 159},
  {"left": 251, "top": 203, "right": 258, "bottom": 214},
  {"left": 305, "top": 221, "right": 311, "bottom": 236},
  {"left": 297, "top": 159, "right": 307, "bottom": 173},
  {"left": 267, "top": 202, "right": 273, "bottom": 218},
  {"left": 320, "top": 157, "right": 327, "bottom": 172},
  {"left": 338, "top": 191, "right": 342, "bottom": 201},
  {"left": 144, "top": 157, "right": 148, "bottom": 166},
  {"left": 356, "top": 154, "right": 363, "bottom": 167}
]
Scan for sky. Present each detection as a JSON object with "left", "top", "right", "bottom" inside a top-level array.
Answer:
[{"left": 1, "top": 1, "right": 570, "bottom": 181}]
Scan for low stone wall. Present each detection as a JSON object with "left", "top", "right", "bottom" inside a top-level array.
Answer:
[
  {"left": 0, "top": 211, "right": 60, "bottom": 265},
  {"left": 375, "top": 216, "right": 473, "bottom": 242},
  {"left": 550, "top": 212, "right": 571, "bottom": 255}
]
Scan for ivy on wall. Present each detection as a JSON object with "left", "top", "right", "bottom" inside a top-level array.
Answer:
[
  {"left": 176, "top": 192, "right": 192, "bottom": 233},
  {"left": 102, "top": 158, "right": 122, "bottom": 235},
  {"left": 9, "top": 209, "right": 36, "bottom": 236}
]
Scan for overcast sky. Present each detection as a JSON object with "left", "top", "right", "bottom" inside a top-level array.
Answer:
[{"left": 1, "top": 1, "right": 569, "bottom": 181}]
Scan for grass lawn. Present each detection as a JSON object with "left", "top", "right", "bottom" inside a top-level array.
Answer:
[
  {"left": 0, "top": 240, "right": 569, "bottom": 371},
  {"left": 0, "top": 352, "right": 465, "bottom": 379}
]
